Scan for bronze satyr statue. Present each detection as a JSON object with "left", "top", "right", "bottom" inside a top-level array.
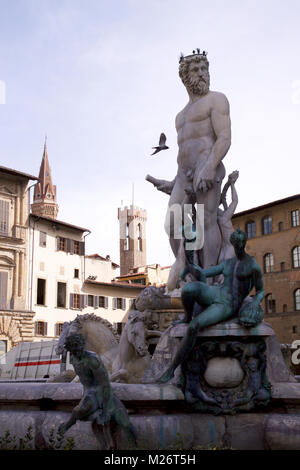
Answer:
[
  {"left": 158, "top": 228, "right": 264, "bottom": 383},
  {"left": 58, "top": 333, "right": 137, "bottom": 450}
]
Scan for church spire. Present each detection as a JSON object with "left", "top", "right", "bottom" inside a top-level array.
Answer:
[{"left": 31, "top": 138, "right": 59, "bottom": 219}]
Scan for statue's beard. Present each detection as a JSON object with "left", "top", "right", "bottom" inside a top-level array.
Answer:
[{"left": 184, "top": 75, "right": 210, "bottom": 96}]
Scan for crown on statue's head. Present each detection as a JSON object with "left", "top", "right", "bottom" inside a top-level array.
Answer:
[{"left": 179, "top": 49, "right": 208, "bottom": 64}]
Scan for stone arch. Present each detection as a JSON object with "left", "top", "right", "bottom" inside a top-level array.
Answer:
[{"left": 0, "top": 316, "right": 22, "bottom": 344}]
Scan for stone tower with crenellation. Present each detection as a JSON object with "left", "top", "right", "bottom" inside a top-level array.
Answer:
[{"left": 118, "top": 205, "right": 147, "bottom": 276}]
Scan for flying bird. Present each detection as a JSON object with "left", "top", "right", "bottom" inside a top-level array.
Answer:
[{"left": 151, "top": 133, "right": 169, "bottom": 155}]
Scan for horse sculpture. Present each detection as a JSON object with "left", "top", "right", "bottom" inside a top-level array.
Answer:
[
  {"left": 110, "top": 307, "right": 162, "bottom": 384},
  {"left": 55, "top": 313, "right": 119, "bottom": 375}
]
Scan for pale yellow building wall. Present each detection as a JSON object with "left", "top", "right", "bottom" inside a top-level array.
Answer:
[{"left": 81, "top": 283, "right": 143, "bottom": 324}]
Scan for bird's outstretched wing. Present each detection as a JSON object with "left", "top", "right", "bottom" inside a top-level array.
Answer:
[{"left": 159, "top": 133, "right": 166, "bottom": 146}]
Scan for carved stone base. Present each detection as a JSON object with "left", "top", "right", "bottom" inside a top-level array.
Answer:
[{"left": 143, "top": 319, "right": 295, "bottom": 413}]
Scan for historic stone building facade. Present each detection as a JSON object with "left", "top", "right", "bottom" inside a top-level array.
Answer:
[
  {"left": 232, "top": 194, "right": 300, "bottom": 343},
  {"left": 0, "top": 165, "right": 38, "bottom": 355}
]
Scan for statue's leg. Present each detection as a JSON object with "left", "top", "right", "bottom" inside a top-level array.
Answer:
[
  {"left": 58, "top": 396, "right": 94, "bottom": 434},
  {"left": 164, "top": 177, "right": 188, "bottom": 258},
  {"left": 113, "top": 398, "right": 137, "bottom": 448},
  {"left": 196, "top": 170, "right": 224, "bottom": 269},
  {"left": 92, "top": 421, "right": 114, "bottom": 450}
]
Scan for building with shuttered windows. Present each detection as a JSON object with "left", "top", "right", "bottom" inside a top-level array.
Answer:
[
  {"left": 28, "top": 214, "right": 90, "bottom": 339},
  {"left": 0, "top": 165, "right": 38, "bottom": 355},
  {"left": 232, "top": 194, "right": 300, "bottom": 343}
]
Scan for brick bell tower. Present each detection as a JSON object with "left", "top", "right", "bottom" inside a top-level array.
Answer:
[
  {"left": 31, "top": 138, "right": 59, "bottom": 219},
  {"left": 118, "top": 205, "right": 147, "bottom": 276}
]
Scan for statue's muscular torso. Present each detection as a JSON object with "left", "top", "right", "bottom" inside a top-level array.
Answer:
[{"left": 175, "top": 90, "right": 229, "bottom": 179}]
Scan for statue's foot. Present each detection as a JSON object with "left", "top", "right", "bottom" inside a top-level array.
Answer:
[{"left": 157, "top": 368, "right": 175, "bottom": 384}]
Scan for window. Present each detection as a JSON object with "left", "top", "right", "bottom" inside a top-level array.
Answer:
[
  {"left": 37, "top": 278, "right": 46, "bottom": 305},
  {"left": 35, "top": 321, "right": 47, "bottom": 336},
  {"left": 280, "top": 262, "right": 285, "bottom": 272},
  {"left": 262, "top": 216, "right": 272, "bottom": 235},
  {"left": 113, "top": 298, "right": 126, "bottom": 310},
  {"left": 0, "top": 199, "right": 9, "bottom": 236},
  {"left": 293, "top": 326, "right": 298, "bottom": 334},
  {"left": 74, "top": 269, "right": 79, "bottom": 279},
  {"left": 98, "top": 296, "right": 108, "bottom": 308},
  {"left": 113, "top": 323, "right": 123, "bottom": 335},
  {"left": 292, "top": 247, "right": 300, "bottom": 268},
  {"left": 265, "top": 294, "right": 276, "bottom": 313},
  {"left": 55, "top": 323, "right": 64, "bottom": 336},
  {"left": 283, "top": 304, "right": 287, "bottom": 312},
  {"left": 39, "top": 231, "right": 47, "bottom": 247},
  {"left": 88, "top": 295, "right": 94, "bottom": 307},
  {"left": 246, "top": 221, "right": 255, "bottom": 239},
  {"left": 278, "top": 222, "right": 283, "bottom": 232},
  {"left": 125, "top": 224, "right": 130, "bottom": 251},
  {"left": 295, "top": 289, "right": 300, "bottom": 311},
  {"left": 74, "top": 241, "right": 80, "bottom": 255},
  {"left": 58, "top": 237, "right": 66, "bottom": 251},
  {"left": 0, "top": 272, "right": 8, "bottom": 310},
  {"left": 0, "top": 340, "right": 7, "bottom": 357},
  {"left": 292, "top": 210, "right": 299, "bottom": 227},
  {"left": 71, "top": 293, "right": 81, "bottom": 309},
  {"left": 264, "top": 253, "right": 274, "bottom": 273},
  {"left": 137, "top": 223, "right": 142, "bottom": 251},
  {"left": 57, "top": 282, "right": 66, "bottom": 308}
]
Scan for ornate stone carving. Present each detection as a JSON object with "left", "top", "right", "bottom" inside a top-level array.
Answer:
[
  {"left": 180, "top": 338, "right": 271, "bottom": 414},
  {"left": 0, "top": 315, "right": 22, "bottom": 343}
]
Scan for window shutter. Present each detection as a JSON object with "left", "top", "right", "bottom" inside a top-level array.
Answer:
[
  {"left": 112, "top": 298, "right": 117, "bottom": 310},
  {"left": 39, "top": 231, "right": 47, "bottom": 247},
  {"left": 105, "top": 297, "right": 108, "bottom": 309},
  {"left": 0, "top": 272, "right": 8, "bottom": 309},
  {"left": 80, "top": 295, "right": 88, "bottom": 309},
  {"left": 122, "top": 298, "right": 126, "bottom": 310},
  {"left": 79, "top": 242, "right": 85, "bottom": 256},
  {"left": 44, "top": 322, "right": 48, "bottom": 336},
  {"left": 94, "top": 296, "right": 99, "bottom": 308},
  {"left": 66, "top": 238, "right": 71, "bottom": 253},
  {"left": 34, "top": 322, "right": 38, "bottom": 335},
  {"left": 70, "top": 239, "right": 74, "bottom": 255},
  {"left": 0, "top": 200, "right": 9, "bottom": 236},
  {"left": 70, "top": 293, "right": 74, "bottom": 308},
  {"left": 56, "top": 237, "right": 60, "bottom": 251}
]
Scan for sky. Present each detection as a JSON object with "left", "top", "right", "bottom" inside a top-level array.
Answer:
[{"left": 0, "top": 0, "right": 300, "bottom": 271}]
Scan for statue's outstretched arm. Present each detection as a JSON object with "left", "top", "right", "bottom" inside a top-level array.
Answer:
[
  {"left": 221, "top": 182, "right": 238, "bottom": 222},
  {"left": 181, "top": 262, "right": 224, "bottom": 281},
  {"left": 202, "top": 262, "right": 225, "bottom": 278},
  {"left": 146, "top": 174, "right": 176, "bottom": 195}
]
